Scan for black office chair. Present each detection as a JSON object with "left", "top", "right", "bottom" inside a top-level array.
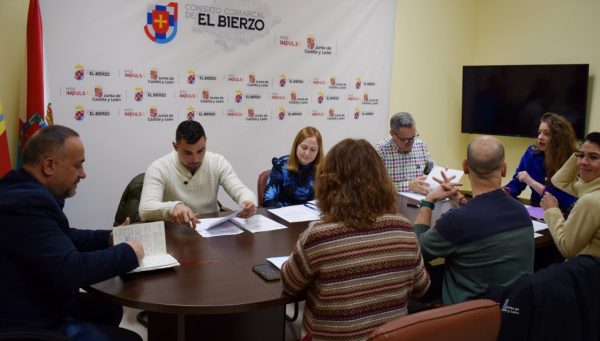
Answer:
[
  {"left": 0, "top": 327, "right": 69, "bottom": 341},
  {"left": 487, "top": 255, "right": 600, "bottom": 341}
]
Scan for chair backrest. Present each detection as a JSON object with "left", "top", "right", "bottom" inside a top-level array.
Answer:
[
  {"left": 113, "top": 173, "right": 145, "bottom": 226},
  {"left": 257, "top": 170, "right": 271, "bottom": 207},
  {"left": 368, "top": 299, "right": 500, "bottom": 341}
]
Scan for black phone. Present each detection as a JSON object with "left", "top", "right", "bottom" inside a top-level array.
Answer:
[
  {"left": 253, "top": 263, "right": 281, "bottom": 281},
  {"left": 424, "top": 161, "right": 434, "bottom": 175}
]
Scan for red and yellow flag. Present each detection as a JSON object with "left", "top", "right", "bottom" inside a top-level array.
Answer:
[
  {"left": 17, "top": 0, "right": 47, "bottom": 166},
  {"left": 0, "top": 100, "right": 11, "bottom": 177}
]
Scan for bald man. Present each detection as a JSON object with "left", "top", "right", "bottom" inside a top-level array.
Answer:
[{"left": 413, "top": 136, "right": 534, "bottom": 304}]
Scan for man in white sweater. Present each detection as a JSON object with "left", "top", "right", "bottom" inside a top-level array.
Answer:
[{"left": 139, "top": 121, "right": 257, "bottom": 227}]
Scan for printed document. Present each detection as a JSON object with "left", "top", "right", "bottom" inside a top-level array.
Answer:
[
  {"left": 195, "top": 210, "right": 244, "bottom": 238},
  {"left": 112, "top": 221, "right": 180, "bottom": 273},
  {"left": 233, "top": 215, "right": 286, "bottom": 233},
  {"left": 532, "top": 220, "right": 548, "bottom": 232},
  {"left": 426, "top": 166, "right": 464, "bottom": 189},
  {"left": 268, "top": 203, "right": 320, "bottom": 223},
  {"left": 195, "top": 211, "right": 286, "bottom": 237}
]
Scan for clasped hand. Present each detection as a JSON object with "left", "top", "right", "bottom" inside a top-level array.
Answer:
[
  {"left": 409, "top": 175, "right": 431, "bottom": 194},
  {"left": 425, "top": 171, "right": 464, "bottom": 206}
]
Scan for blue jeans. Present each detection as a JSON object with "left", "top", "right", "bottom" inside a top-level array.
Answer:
[{"left": 52, "top": 293, "right": 141, "bottom": 341}]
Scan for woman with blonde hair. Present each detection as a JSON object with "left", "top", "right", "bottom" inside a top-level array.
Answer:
[
  {"left": 504, "top": 113, "right": 578, "bottom": 212},
  {"left": 281, "top": 139, "right": 430, "bottom": 341},
  {"left": 263, "top": 127, "right": 323, "bottom": 208}
]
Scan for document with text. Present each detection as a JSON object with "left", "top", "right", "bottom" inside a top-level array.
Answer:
[
  {"left": 112, "top": 221, "right": 180, "bottom": 273},
  {"left": 268, "top": 203, "right": 321, "bottom": 223},
  {"left": 195, "top": 210, "right": 244, "bottom": 238},
  {"left": 426, "top": 166, "right": 464, "bottom": 189},
  {"left": 196, "top": 211, "right": 287, "bottom": 236},
  {"left": 233, "top": 214, "right": 286, "bottom": 233}
]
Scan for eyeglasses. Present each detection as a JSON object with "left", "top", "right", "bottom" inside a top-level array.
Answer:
[
  {"left": 574, "top": 151, "right": 600, "bottom": 161},
  {"left": 392, "top": 131, "right": 419, "bottom": 144}
]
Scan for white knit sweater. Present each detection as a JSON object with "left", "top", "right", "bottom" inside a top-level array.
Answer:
[{"left": 139, "top": 150, "right": 257, "bottom": 222}]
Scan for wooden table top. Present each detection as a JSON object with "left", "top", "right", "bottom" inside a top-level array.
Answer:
[
  {"left": 87, "top": 209, "right": 307, "bottom": 315},
  {"left": 87, "top": 206, "right": 555, "bottom": 316}
]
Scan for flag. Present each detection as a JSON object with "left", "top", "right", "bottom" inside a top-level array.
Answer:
[
  {"left": 17, "top": 0, "right": 48, "bottom": 167},
  {"left": 0, "top": 100, "right": 11, "bottom": 177}
]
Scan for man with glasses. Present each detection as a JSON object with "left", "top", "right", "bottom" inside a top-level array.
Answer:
[{"left": 375, "top": 112, "right": 435, "bottom": 194}]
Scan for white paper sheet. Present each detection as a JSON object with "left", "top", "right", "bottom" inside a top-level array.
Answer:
[
  {"left": 266, "top": 256, "right": 289, "bottom": 270},
  {"left": 426, "top": 166, "right": 464, "bottom": 189},
  {"left": 196, "top": 220, "right": 244, "bottom": 238},
  {"left": 532, "top": 220, "right": 548, "bottom": 232},
  {"left": 195, "top": 210, "right": 241, "bottom": 230},
  {"left": 233, "top": 215, "right": 286, "bottom": 233},
  {"left": 268, "top": 204, "right": 321, "bottom": 223}
]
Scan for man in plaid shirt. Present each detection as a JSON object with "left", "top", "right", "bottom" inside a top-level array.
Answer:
[{"left": 375, "top": 112, "right": 435, "bottom": 194}]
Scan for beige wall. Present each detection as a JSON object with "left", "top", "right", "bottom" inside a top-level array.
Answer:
[
  {"left": 391, "top": 0, "right": 476, "bottom": 172},
  {"left": 392, "top": 0, "right": 600, "bottom": 194},
  {"left": 471, "top": 0, "right": 600, "bottom": 195},
  {"left": 0, "top": 0, "right": 27, "bottom": 167}
]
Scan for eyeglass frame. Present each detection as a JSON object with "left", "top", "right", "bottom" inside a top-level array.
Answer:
[{"left": 391, "top": 130, "right": 420, "bottom": 144}]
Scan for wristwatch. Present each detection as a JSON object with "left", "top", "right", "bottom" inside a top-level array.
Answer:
[{"left": 418, "top": 199, "right": 435, "bottom": 209}]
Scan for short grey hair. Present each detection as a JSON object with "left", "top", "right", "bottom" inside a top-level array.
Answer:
[{"left": 390, "top": 112, "right": 415, "bottom": 131}]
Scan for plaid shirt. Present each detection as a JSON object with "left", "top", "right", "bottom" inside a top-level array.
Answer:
[{"left": 375, "top": 137, "right": 434, "bottom": 192}]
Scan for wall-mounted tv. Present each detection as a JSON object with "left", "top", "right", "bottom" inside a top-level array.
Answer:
[{"left": 461, "top": 64, "right": 589, "bottom": 139}]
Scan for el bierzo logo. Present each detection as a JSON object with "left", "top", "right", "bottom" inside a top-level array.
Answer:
[{"left": 144, "top": 2, "right": 178, "bottom": 44}]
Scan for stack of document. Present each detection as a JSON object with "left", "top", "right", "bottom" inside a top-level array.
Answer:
[
  {"left": 195, "top": 211, "right": 286, "bottom": 238},
  {"left": 112, "top": 221, "right": 180, "bottom": 273}
]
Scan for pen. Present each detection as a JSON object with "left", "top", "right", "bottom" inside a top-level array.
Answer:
[{"left": 303, "top": 203, "right": 317, "bottom": 211}]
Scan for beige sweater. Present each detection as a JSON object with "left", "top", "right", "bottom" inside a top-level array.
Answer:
[
  {"left": 544, "top": 154, "right": 600, "bottom": 258},
  {"left": 139, "top": 151, "right": 256, "bottom": 222}
]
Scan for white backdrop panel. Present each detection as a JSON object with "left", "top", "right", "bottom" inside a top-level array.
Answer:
[{"left": 40, "top": 0, "right": 396, "bottom": 228}]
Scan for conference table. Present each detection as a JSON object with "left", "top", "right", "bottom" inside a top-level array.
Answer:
[
  {"left": 87, "top": 208, "right": 306, "bottom": 341},
  {"left": 87, "top": 203, "right": 555, "bottom": 341}
]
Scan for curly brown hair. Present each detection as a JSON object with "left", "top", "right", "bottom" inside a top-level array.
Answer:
[
  {"left": 315, "top": 139, "right": 397, "bottom": 228},
  {"left": 539, "top": 113, "right": 577, "bottom": 181}
]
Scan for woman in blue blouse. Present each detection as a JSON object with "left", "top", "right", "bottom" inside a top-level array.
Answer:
[
  {"left": 263, "top": 127, "right": 324, "bottom": 208},
  {"left": 504, "top": 113, "right": 577, "bottom": 212}
]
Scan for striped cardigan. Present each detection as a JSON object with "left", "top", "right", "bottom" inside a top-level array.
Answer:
[{"left": 282, "top": 214, "right": 430, "bottom": 341}]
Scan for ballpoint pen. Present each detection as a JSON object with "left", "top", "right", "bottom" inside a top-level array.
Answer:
[{"left": 303, "top": 202, "right": 317, "bottom": 210}]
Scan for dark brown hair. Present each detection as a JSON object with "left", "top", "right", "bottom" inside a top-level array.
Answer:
[
  {"left": 23, "top": 125, "right": 79, "bottom": 165},
  {"left": 315, "top": 139, "right": 397, "bottom": 228},
  {"left": 539, "top": 113, "right": 577, "bottom": 181}
]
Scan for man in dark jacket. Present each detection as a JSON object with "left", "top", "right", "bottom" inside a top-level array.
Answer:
[{"left": 0, "top": 125, "right": 144, "bottom": 341}]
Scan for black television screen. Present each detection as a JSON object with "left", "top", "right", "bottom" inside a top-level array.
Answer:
[{"left": 461, "top": 64, "right": 588, "bottom": 139}]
